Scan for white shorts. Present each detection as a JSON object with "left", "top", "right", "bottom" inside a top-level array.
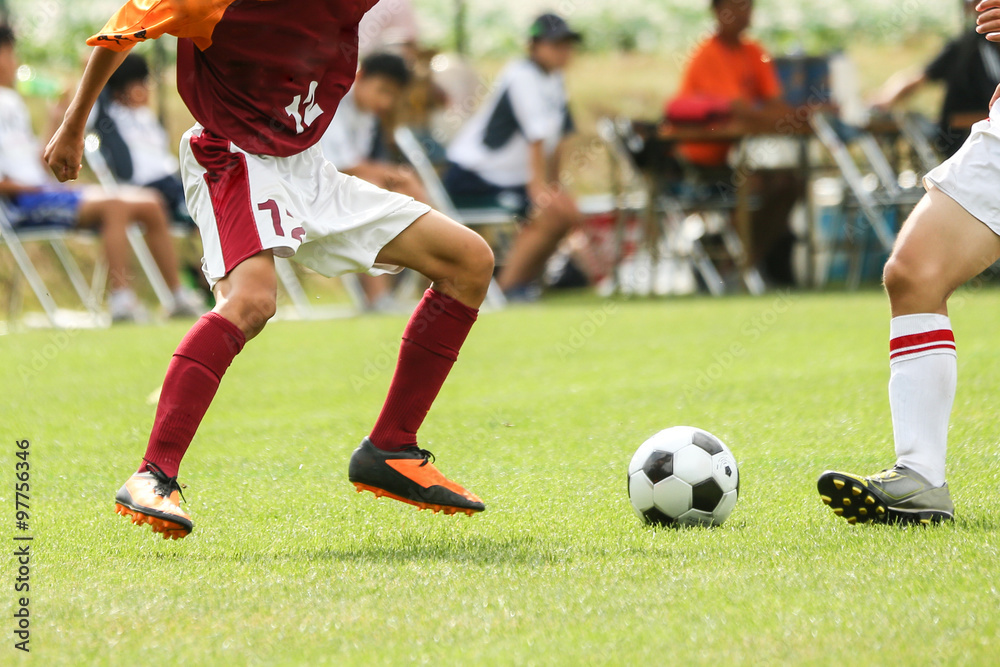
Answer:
[
  {"left": 923, "top": 104, "right": 1000, "bottom": 234},
  {"left": 179, "top": 124, "right": 431, "bottom": 286}
]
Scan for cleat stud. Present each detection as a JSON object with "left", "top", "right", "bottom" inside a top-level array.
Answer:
[
  {"left": 847, "top": 517, "right": 857, "bottom": 525},
  {"left": 876, "top": 506, "right": 886, "bottom": 515},
  {"left": 820, "top": 496, "right": 832, "bottom": 505},
  {"left": 852, "top": 486, "right": 862, "bottom": 496},
  {"left": 859, "top": 508, "right": 867, "bottom": 516},
  {"left": 865, "top": 495, "right": 875, "bottom": 505},
  {"left": 833, "top": 508, "right": 843, "bottom": 515},
  {"left": 842, "top": 498, "right": 851, "bottom": 507},
  {"left": 832, "top": 479, "right": 845, "bottom": 490}
]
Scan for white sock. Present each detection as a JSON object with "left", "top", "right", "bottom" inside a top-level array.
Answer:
[{"left": 888, "top": 313, "right": 956, "bottom": 487}]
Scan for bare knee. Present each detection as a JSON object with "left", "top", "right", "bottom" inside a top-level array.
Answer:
[
  {"left": 215, "top": 287, "right": 276, "bottom": 338},
  {"left": 883, "top": 252, "right": 949, "bottom": 314},
  {"left": 534, "top": 194, "right": 580, "bottom": 234},
  {"left": 213, "top": 257, "right": 278, "bottom": 338},
  {"left": 454, "top": 232, "right": 495, "bottom": 296}
]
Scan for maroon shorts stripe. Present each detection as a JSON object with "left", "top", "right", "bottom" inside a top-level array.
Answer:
[
  {"left": 189, "top": 130, "right": 262, "bottom": 275},
  {"left": 889, "top": 329, "right": 955, "bottom": 353},
  {"left": 890, "top": 342, "right": 957, "bottom": 360}
]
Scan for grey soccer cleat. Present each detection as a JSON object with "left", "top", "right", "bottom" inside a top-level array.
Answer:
[{"left": 817, "top": 466, "right": 954, "bottom": 525}]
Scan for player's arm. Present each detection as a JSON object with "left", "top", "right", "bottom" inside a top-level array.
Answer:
[
  {"left": 869, "top": 68, "right": 927, "bottom": 112},
  {"left": 44, "top": 46, "right": 129, "bottom": 182}
]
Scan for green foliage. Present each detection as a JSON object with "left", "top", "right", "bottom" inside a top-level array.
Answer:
[{"left": 2, "top": 289, "right": 999, "bottom": 664}]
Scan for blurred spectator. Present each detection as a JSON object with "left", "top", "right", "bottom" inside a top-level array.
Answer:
[
  {"left": 669, "top": 0, "right": 801, "bottom": 285},
  {"left": 89, "top": 52, "right": 191, "bottom": 225},
  {"left": 322, "top": 53, "right": 427, "bottom": 203},
  {"left": 321, "top": 52, "right": 428, "bottom": 311},
  {"left": 673, "top": 0, "right": 787, "bottom": 167},
  {"left": 870, "top": 0, "right": 1000, "bottom": 157},
  {"left": 0, "top": 26, "right": 201, "bottom": 321},
  {"left": 443, "top": 13, "right": 583, "bottom": 300}
]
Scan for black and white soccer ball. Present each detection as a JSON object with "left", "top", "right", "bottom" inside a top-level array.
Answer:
[{"left": 628, "top": 426, "right": 739, "bottom": 527}]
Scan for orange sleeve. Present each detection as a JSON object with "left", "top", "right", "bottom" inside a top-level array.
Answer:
[
  {"left": 86, "top": 0, "right": 239, "bottom": 52},
  {"left": 750, "top": 43, "right": 782, "bottom": 101}
]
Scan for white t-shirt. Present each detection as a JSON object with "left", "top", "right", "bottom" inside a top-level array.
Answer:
[
  {"left": 447, "top": 59, "right": 574, "bottom": 188},
  {"left": 0, "top": 87, "right": 52, "bottom": 188},
  {"left": 319, "top": 89, "right": 378, "bottom": 171},
  {"left": 103, "top": 101, "right": 178, "bottom": 185}
]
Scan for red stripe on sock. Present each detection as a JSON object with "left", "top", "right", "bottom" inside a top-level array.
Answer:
[
  {"left": 141, "top": 313, "right": 246, "bottom": 477},
  {"left": 889, "top": 342, "right": 957, "bottom": 361},
  {"left": 889, "top": 329, "right": 954, "bottom": 353},
  {"left": 369, "top": 289, "right": 478, "bottom": 451}
]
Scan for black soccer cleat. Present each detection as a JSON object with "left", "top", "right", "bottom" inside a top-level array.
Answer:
[{"left": 348, "top": 438, "right": 485, "bottom": 515}]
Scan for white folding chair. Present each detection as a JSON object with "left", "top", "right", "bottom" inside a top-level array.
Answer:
[{"left": 0, "top": 200, "right": 107, "bottom": 328}]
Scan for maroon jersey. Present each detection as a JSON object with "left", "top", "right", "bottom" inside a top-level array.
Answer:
[{"left": 90, "top": 0, "right": 377, "bottom": 156}]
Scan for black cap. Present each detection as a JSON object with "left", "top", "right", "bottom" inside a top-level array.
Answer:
[{"left": 529, "top": 13, "right": 582, "bottom": 43}]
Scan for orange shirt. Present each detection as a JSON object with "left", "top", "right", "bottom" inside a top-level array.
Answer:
[{"left": 673, "top": 35, "right": 781, "bottom": 166}]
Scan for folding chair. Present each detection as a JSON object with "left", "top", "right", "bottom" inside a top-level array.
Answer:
[
  {"left": 891, "top": 111, "right": 943, "bottom": 175},
  {"left": 0, "top": 200, "right": 107, "bottom": 328},
  {"left": 393, "top": 125, "right": 509, "bottom": 310},
  {"left": 597, "top": 116, "right": 764, "bottom": 296},
  {"left": 810, "top": 112, "right": 921, "bottom": 288}
]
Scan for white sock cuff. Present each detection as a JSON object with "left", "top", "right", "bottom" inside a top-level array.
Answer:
[
  {"left": 890, "top": 313, "right": 951, "bottom": 338},
  {"left": 890, "top": 314, "right": 955, "bottom": 364}
]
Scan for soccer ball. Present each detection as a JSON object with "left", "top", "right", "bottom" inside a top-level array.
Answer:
[{"left": 627, "top": 426, "right": 739, "bottom": 527}]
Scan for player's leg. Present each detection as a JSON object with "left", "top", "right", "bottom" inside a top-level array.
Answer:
[
  {"left": 348, "top": 210, "right": 495, "bottom": 515},
  {"left": 819, "top": 186, "right": 1000, "bottom": 524},
  {"left": 115, "top": 252, "right": 277, "bottom": 538},
  {"left": 497, "top": 190, "right": 582, "bottom": 295}
]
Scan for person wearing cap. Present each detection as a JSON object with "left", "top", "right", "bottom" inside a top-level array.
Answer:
[{"left": 443, "top": 13, "right": 583, "bottom": 300}]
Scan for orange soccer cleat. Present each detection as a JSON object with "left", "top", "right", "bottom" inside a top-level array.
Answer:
[
  {"left": 348, "top": 438, "right": 485, "bottom": 516},
  {"left": 114, "top": 461, "right": 193, "bottom": 540}
]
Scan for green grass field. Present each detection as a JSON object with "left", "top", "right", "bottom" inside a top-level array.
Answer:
[{"left": 3, "top": 289, "right": 1000, "bottom": 665}]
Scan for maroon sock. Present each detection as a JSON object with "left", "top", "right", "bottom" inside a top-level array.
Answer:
[
  {"left": 140, "top": 312, "right": 246, "bottom": 477},
  {"left": 369, "top": 289, "right": 479, "bottom": 451}
]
